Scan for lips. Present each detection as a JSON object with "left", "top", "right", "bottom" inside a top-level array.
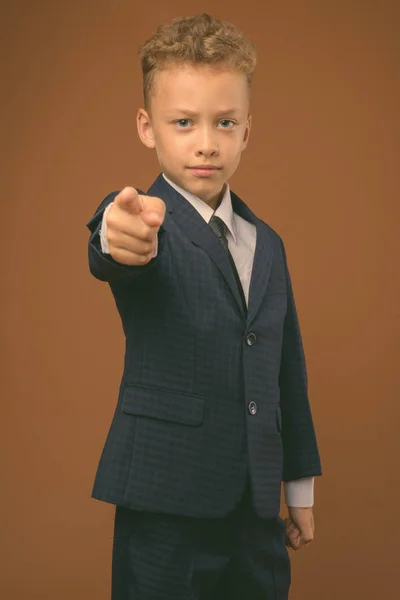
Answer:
[
  {"left": 190, "top": 165, "right": 220, "bottom": 169},
  {"left": 188, "top": 166, "right": 221, "bottom": 177}
]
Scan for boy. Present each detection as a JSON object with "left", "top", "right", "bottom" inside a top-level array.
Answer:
[{"left": 87, "top": 13, "right": 322, "bottom": 600}]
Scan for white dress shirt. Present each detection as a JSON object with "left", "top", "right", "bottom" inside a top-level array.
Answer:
[{"left": 100, "top": 174, "right": 315, "bottom": 508}]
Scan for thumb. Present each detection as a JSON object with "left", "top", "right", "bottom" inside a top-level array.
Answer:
[
  {"left": 296, "top": 518, "right": 314, "bottom": 545},
  {"left": 300, "top": 524, "right": 314, "bottom": 544},
  {"left": 114, "top": 187, "right": 143, "bottom": 215}
]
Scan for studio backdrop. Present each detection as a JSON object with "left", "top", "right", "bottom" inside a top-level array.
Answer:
[{"left": 1, "top": 1, "right": 398, "bottom": 599}]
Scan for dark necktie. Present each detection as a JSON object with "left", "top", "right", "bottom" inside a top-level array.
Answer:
[{"left": 208, "top": 215, "right": 247, "bottom": 316}]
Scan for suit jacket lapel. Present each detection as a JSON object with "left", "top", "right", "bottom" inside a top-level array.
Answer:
[
  {"left": 231, "top": 192, "right": 274, "bottom": 325},
  {"left": 148, "top": 174, "right": 272, "bottom": 323}
]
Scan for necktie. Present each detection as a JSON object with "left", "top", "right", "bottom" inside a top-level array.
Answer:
[{"left": 208, "top": 215, "right": 247, "bottom": 316}]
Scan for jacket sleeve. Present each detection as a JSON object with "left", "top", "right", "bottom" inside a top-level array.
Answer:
[
  {"left": 86, "top": 190, "right": 167, "bottom": 285},
  {"left": 278, "top": 238, "right": 322, "bottom": 482}
]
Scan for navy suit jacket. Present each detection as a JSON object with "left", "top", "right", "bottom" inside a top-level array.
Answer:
[{"left": 86, "top": 173, "right": 322, "bottom": 519}]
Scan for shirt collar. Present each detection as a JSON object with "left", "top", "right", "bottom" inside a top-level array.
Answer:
[{"left": 162, "top": 173, "right": 237, "bottom": 243}]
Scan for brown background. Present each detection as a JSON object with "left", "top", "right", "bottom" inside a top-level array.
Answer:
[{"left": 1, "top": 0, "right": 399, "bottom": 598}]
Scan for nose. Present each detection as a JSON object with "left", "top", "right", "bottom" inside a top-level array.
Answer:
[{"left": 195, "top": 126, "right": 219, "bottom": 157}]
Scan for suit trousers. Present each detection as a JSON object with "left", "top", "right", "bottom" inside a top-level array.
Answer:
[{"left": 111, "top": 476, "right": 291, "bottom": 600}]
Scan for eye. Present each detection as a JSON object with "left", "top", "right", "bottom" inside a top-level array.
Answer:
[
  {"left": 175, "top": 119, "right": 192, "bottom": 128},
  {"left": 218, "top": 120, "right": 236, "bottom": 129}
]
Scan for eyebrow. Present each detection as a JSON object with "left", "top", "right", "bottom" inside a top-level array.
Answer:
[{"left": 165, "top": 108, "right": 241, "bottom": 117}]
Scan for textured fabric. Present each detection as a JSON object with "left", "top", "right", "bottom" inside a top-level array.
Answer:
[
  {"left": 208, "top": 214, "right": 247, "bottom": 315},
  {"left": 86, "top": 173, "right": 322, "bottom": 520},
  {"left": 111, "top": 477, "right": 290, "bottom": 600},
  {"left": 161, "top": 176, "right": 315, "bottom": 508},
  {"left": 100, "top": 202, "right": 113, "bottom": 254},
  {"left": 99, "top": 176, "right": 315, "bottom": 508}
]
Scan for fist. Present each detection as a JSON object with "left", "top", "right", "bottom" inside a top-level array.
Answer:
[
  {"left": 106, "top": 186, "right": 166, "bottom": 266},
  {"left": 285, "top": 507, "right": 315, "bottom": 551}
]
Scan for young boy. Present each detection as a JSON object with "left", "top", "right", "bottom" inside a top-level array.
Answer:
[{"left": 87, "top": 13, "right": 321, "bottom": 600}]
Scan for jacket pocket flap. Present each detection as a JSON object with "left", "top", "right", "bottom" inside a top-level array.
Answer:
[{"left": 121, "top": 384, "right": 205, "bottom": 426}]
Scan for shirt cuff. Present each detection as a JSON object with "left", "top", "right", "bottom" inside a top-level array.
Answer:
[
  {"left": 152, "top": 236, "right": 158, "bottom": 258},
  {"left": 284, "top": 477, "right": 314, "bottom": 507},
  {"left": 100, "top": 203, "right": 113, "bottom": 254}
]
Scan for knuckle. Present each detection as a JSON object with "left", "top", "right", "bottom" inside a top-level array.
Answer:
[
  {"left": 106, "top": 211, "right": 118, "bottom": 230},
  {"left": 105, "top": 212, "right": 113, "bottom": 227},
  {"left": 140, "top": 226, "right": 153, "bottom": 242},
  {"left": 142, "top": 242, "right": 153, "bottom": 254},
  {"left": 110, "top": 248, "right": 123, "bottom": 263},
  {"left": 106, "top": 230, "right": 116, "bottom": 245},
  {"left": 138, "top": 253, "right": 150, "bottom": 265}
]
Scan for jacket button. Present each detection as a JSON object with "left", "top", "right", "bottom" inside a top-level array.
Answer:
[
  {"left": 246, "top": 332, "right": 257, "bottom": 346},
  {"left": 248, "top": 401, "right": 257, "bottom": 415}
]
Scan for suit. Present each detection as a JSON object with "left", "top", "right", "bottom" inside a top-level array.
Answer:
[{"left": 86, "top": 173, "right": 321, "bottom": 522}]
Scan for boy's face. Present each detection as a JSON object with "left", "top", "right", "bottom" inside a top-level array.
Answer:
[{"left": 137, "top": 64, "right": 252, "bottom": 209}]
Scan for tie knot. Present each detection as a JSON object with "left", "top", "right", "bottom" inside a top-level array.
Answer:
[{"left": 209, "top": 215, "right": 227, "bottom": 239}]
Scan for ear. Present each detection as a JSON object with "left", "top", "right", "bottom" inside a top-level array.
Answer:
[
  {"left": 137, "top": 108, "right": 156, "bottom": 149},
  {"left": 241, "top": 113, "right": 252, "bottom": 151}
]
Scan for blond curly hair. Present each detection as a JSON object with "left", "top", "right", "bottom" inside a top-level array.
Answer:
[{"left": 139, "top": 13, "right": 257, "bottom": 108}]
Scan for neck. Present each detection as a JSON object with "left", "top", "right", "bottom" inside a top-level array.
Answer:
[{"left": 207, "top": 184, "right": 226, "bottom": 211}]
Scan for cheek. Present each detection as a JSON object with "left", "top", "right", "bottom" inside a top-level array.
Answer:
[
  {"left": 224, "top": 136, "right": 244, "bottom": 159},
  {"left": 159, "top": 132, "right": 185, "bottom": 157}
]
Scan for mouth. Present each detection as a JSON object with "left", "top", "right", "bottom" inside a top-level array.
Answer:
[{"left": 188, "top": 166, "right": 221, "bottom": 178}]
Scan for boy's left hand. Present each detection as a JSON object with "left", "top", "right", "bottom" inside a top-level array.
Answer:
[{"left": 284, "top": 507, "right": 315, "bottom": 551}]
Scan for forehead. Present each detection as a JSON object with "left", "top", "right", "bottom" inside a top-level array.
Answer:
[{"left": 150, "top": 64, "right": 249, "bottom": 112}]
